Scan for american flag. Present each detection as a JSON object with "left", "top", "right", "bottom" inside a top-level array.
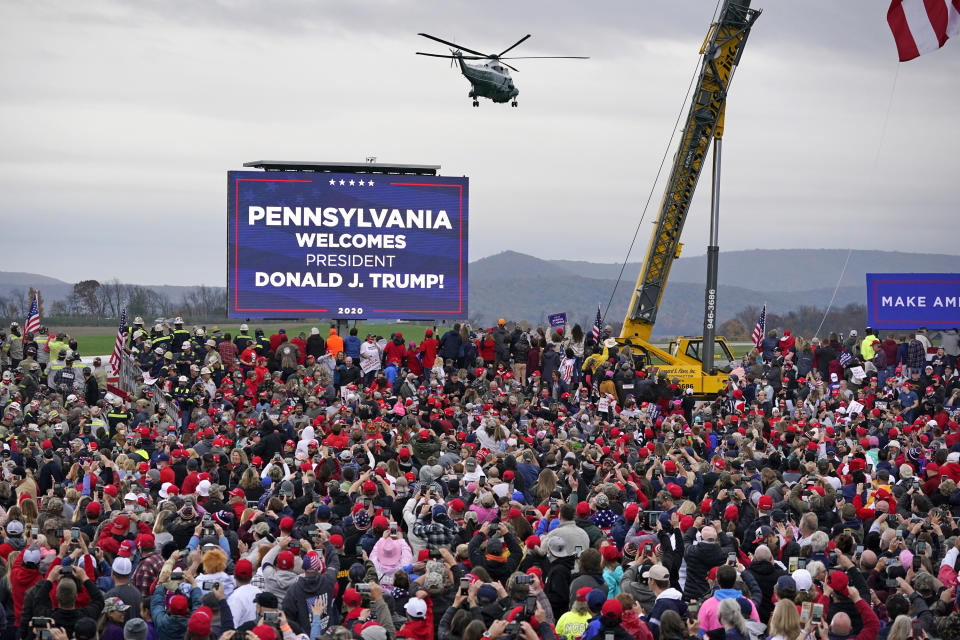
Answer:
[
  {"left": 24, "top": 294, "right": 41, "bottom": 338},
  {"left": 751, "top": 304, "right": 766, "bottom": 349},
  {"left": 592, "top": 305, "right": 602, "bottom": 342},
  {"left": 110, "top": 308, "right": 128, "bottom": 376}
]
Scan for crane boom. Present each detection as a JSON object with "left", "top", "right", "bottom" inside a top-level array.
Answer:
[{"left": 621, "top": 0, "right": 760, "bottom": 343}]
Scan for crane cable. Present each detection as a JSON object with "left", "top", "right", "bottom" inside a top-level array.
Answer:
[
  {"left": 602, "top": 0, "right": 724, "bottom": 325},
  {"left": 814, "top": 64, "right": 900, "bottom": 337}
]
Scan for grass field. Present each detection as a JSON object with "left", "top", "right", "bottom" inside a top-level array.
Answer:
[
  {"left": 69, "top": 323, "right": 433, "bottom": 356},
  {"left": 69, "top": 320, "right": 758, "bottom": 361}
]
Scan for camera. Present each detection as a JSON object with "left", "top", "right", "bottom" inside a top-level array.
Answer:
[
  {"left": 263, "top": 611, "right": 279, "bottom": 624},
  {"left": 171, "top": 570, "right": 184, "bottom": 581},
  {"left": 202, "top": 581, "right": 220, "bottom": 590},
  {"left": 356, "top": 584, "right": 372, "bottom": 594},
  {"left": 515, "top": 574, "right": 533, "bottom": 585},
  {"left": 460, "top": 577, "right": 470, "bottom": 595},
  {"left": 504, "top": 622, "right": 519, "bottom": 636}
]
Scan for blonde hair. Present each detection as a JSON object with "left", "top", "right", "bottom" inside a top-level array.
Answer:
[
  {"left": 886, "top": 615, "right": 913, "bottom": 640},
  {"left": 769, "top": 600, "right": 801, "bottom": 640}
]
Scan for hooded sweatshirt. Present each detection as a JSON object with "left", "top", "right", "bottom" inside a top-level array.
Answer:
[
  {"left": 261, "top": 547, "right": 301, "bottom": 602},
  {"left": 697, "top": 589, "right": 760, "bottom": 634},
  {"left": 10, "top": 553, "right": 42, "bottom": 625},
  {"left": 647, "top": 588, "right": 687, "bottom": 640},
  {"left": 281, "top": 545, "right": 340, "bottom": 632}
]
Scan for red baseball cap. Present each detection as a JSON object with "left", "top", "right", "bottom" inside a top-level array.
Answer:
[{"left": 235, "top": 559, "right": 254, "bottom": 579}]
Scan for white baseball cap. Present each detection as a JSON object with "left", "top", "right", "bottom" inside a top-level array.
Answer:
[{"left": 404, "top": 598, "right": 427, "bottom": 619}]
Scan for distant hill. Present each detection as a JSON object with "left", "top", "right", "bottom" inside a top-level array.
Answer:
[
  {"left": 546, "top": 249, "right": 960, "bottom": 290},
  {"left": 2, "top": 249, "right": 956, "bottom": 336}
]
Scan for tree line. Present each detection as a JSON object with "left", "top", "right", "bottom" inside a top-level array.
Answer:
[{"left": 0, "top": 281, "right": 228, "bottom": 325}]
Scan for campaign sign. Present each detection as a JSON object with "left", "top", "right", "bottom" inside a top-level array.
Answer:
[
  {"left": 227, "top": 171, "right": 469, "bottom": 319},
  {"left": 866, "top": 273, "right": 960, "bottom": 328},
  {"left": 548, "top": 312, "right": 567, "bottom": 328}
]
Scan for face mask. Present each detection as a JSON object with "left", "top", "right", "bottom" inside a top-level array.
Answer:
[{"left": 124, "top": 503, "right": 135, "bottom": 513}]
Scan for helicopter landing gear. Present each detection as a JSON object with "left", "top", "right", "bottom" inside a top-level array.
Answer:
[
  {"left": 511, "top": 100, "right": 518, "bottom": 107},
  {"left": 472, "top": 100, "right": 479, "bottom": 107}
]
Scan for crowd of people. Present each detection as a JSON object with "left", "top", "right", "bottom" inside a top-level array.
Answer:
[{"left": 1, "top": 316, "right": 960, "bottom": 640}]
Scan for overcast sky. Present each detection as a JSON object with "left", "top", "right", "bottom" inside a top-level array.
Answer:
[{"left": 1, "top": 0, "right": 958, "bottom": 286}]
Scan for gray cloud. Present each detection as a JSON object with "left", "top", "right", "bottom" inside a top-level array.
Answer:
[{"left": 1, "top": 0, "right": 958, "bottom": 286}]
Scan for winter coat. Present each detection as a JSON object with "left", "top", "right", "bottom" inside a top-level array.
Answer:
[
  {"left": 544, "top": 555, "right": 576, "bottom": 619},
  {"left": 568, "top": 572, "right": 605, "bottom": 607},
  {"left": 10, "top": 552, "right": 42, "bottom": 625},
  {"left": 647, "top": 588, "right": 687, "bottom": 640},
  {"left": 150, "top": 586, "right": 201, "bottom": 640},
  {"left": 281, "top": 546, "right": 340, "bottom": 633},
  {"left": 396, "top": 593, "right": 433, "bottom": 640},
  {"left": 31, "top": 577, "right": 105, "bottom": 639},
  {"left": 698, "top": 590, "right": 760, "bottom": 634},
  {"left": 439, "top": 330, "right": 462, "bottom": 361},
  {"left": 306, "top": 334, "right": 326, "bottom": 359},
  {"left": 743, "top": 559, "right": 784, "bottom": 623},
  {"left": 681, "top": 540, "right": 727, "bottom": 601}
]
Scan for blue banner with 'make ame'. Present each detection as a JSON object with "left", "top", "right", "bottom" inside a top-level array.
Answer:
[
  {"left": 866, "top": 273, "right": 960, "bottom": 328},
  {"left": 227, "top": 171, "right": 468, "bottom": 320}
]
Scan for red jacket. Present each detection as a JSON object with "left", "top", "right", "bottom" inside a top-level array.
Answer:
[
  {"left": 479, "top": 338, "right": 495, "bottom": 362},
  {"left": 419, "top": 337, "right": 439, "bottom": 369},
  {"left": 383, "top": 340, "right": 406, "bottom": 365},
  {"left": 397, "top": 594, "right": 433, "bottom": 640},
  {"left": 11, "top": 551, "right": 42, "bottom": 625},
  {"left": 406, "top": 347, "right": 423, "bottom": 376},
  {"left": 290, "top": 338, "right": 307, "bottom": 365},
  {"left": 97, "top": 517, "right": 152, "bottom": 556}
]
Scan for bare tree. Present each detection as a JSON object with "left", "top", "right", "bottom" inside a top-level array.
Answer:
[
  {"left": 73, "top": 280, "right": 103, "bottom": 315},
  {"left": 99, "top": 278, "right": 127, "bottom": 317}
]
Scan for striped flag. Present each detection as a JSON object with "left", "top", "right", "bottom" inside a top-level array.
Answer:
[
  {"left": 751, "top": 304, "right": 766, "bottom": 349},
  {"left": 24, "top": 294, "right": 41, "bottom": 338},
  {"left": 888, "top": 0, "right": 960, "bottom": 61},
  {"left": 592, "top": 305, "right": 603, "bottom": 342},
  {"left": 110, "top": 308, "right": 128, "bottom": 376}
]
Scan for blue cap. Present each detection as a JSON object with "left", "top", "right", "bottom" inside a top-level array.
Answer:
[
  {"left": 477, "top": 584, "right": 498, "bottom": 603},
  {"left": 156, "top": 454, "right": 170, "bottom": 463},
  {"left": 512, "top": 491, "right": 524, "bottom": 502},
  {"left": 776, "top": 575, "right": 797, "bottom": 591},
  {"left": 316, "top": 505, "right": 331, "bottom": 519},
  {"left": 431, "top": 504, "right": 447, "bottom": 520},
  {"left": 586, "top": 589, "right": 607, "bottom": 612},
  {"left": 261, "top": 477, "right": 272, "bottom": 488}
]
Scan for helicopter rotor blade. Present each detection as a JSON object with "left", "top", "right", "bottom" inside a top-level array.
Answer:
[
  {"left": 497, "top": 34, "right": 531, "bottom": 58},
  {"left": 499, "top": 56, "right": 590, "bottom": 59},
  {"left": 501, "top": 61, "right": 520, "bottom": 72},
  {"left": 415, "top": 52, "right": 485, "bottom": 60},
  {"left": 417, "top": 33, "right": 489, "bottom": 58}
]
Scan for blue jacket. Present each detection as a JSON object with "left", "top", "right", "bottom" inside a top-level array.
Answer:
[
  {"left": 344, "top": 336, "right": 362, "bottom": 359},
  {"left": 150, "top": 586, "right": 202, "bottom": 640}
]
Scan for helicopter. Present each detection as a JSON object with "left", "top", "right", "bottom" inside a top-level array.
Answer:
[{"left": 416, "top": 33, "right": 588, "bottom": 107}]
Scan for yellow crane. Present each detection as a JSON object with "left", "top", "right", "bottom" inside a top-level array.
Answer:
[{"left": 617, "top": 0, "right": 760, "bottom": 396}]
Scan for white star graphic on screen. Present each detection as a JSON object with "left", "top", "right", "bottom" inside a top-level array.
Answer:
[
  {"left": 358, "top": 179, "right": 365, "bottom": 186},
  {"left": 339, "top": 179, "right": 345, "bottom": 185},
  {"left": 329, "top": 179, "right": 335, "bottom": 185},
  {"left": 368, "top": 179, "right": 375, "bottom": 187},
  {"left": 349, "top": 179, "right": 355, "bottom": 186}
]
